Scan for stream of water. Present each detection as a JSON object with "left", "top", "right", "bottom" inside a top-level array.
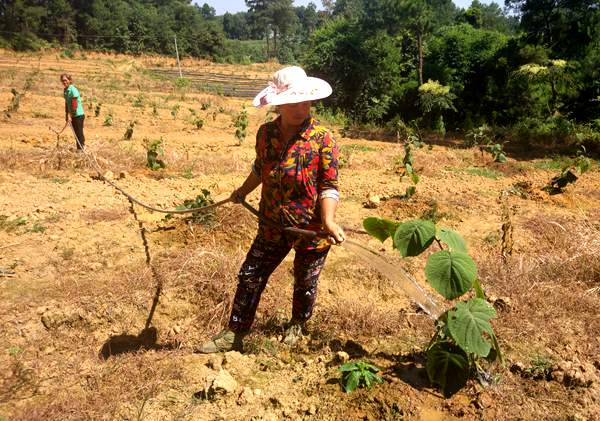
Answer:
[{"left": 342, "top": 240, "right": 443, "bottom": 320}]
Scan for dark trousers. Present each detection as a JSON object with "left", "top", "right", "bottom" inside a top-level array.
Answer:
[
  {"left": 228, "top": 233, "right": 330, "bottom": 332},
  {"left": 71, "top": 115, "right": 85, "bottom": 149}
]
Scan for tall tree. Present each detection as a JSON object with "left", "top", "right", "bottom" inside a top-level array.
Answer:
[
  {"left": 386, "top": 0, "right": 435, "bottom": 85},
  {"left": 268, "top": 0, "right": 296, "bottom": 53},
  {"left": 506, "top": 0, "right": 600, "bottom": 58},
  {"left": 223, "top": 12, "right": 251, "bottom": 39},
  {"left": 199, "top": 3, "right": 216, "bottom": 20},
  {"left": 246, "top": 0, "right": 272, "bottom": 54},
  {"left": 296, "top": 2, "right": 319, "bottom": 39}
]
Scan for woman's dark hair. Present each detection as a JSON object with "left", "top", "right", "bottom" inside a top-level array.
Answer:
[{"left": 60, "top": 73, "right": 72, "bottom": 82}]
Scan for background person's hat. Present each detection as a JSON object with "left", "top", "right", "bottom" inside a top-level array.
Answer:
[{"left": 252, "top": 66, "right": 332, "bottom": 108}]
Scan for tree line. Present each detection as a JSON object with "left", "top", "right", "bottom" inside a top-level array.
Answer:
[
  {"left": 1, "top": 0, "right": 599, "bottom": 149},
  {"left": 0, "top": 0, "right": 223, "bottom": 57}
]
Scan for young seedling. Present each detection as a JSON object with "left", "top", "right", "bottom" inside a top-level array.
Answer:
[
  {"left": 397, "top": 125, "right": 422, "bottom": 199},
  {"left": 193, "top": 117, "right": 204, "bottom": 129},
  {"left": 171, "top": 104, "right": 180, "bottom": 120},
  {"left": 363, "top": 217, "right": 502, "bottom": 398},
  {"left": 339, "top": 360, "right": 384, "bottom": 393},
  {"left": 487, "top": 143, "right": 507, "bottom": 163},
  {"left": 103, "top": 112, "right": 113, "bottom": 127},
  {"left": 466, "top": 125, "right": 507, "bottom": 163},
  {"left": 48, "top": 125, "right": 67, "bottom": 169},
  {"left": 188, "top": 108, "right": 204, "bottom": 129},
  {"left": 5, "top": 88, "right": 23, "bottom": 117},
  {"left": 123, "top": 121, "right": 135, "bottom": 140},
  {"left": 233, "top": 107, "right": 249, "bottom": 145},
  {"left": 165, "top": 189, "right": 215, "bottom": 226},
  {"left": 133, "top": 93, "right": 145, "bottom": 109},
  {"left": 143, "top": 137, "right": 166, "bottom": 170}
]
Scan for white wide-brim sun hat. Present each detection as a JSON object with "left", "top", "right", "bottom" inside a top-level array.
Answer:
[{"left": 252, "top": 66, "right": 332, "bottom": 108}]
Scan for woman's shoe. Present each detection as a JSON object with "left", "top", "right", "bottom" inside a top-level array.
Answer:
[{"left": 196, "top": 329, "right": 245, "bottom": 353}]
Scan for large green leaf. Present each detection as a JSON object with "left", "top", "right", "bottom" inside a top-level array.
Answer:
[
  {"left": 343, "top": 370, "right": 361, "bottom": 393},
  {"left": 447, "top": 299, "right": 497, "bottom": 358},
  {"left": 425, "top": 251, "right": 477, "bottom": 299},
  {"left": 438, "top": 228, "right": 467, "bottom": 253},
  {"left": 393, "top": 219, "right": 436, "bottom": 257},
  {"left": 363, "top": 217, "right": 399, "bottom": 243},
  {"left": 426, "top": 341, "right": 470, "bottom": 398}
]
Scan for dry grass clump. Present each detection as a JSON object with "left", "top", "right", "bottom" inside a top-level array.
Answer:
[
  {"left": 146, "top": 245, "right": 245, "bottom": 348},
  {"left": 314, "top": 297, "right": 404, "bottom": 338},
  {"left": 478, "top": 216, "right": 600, "bottom": 360},
  {"left": 521, "top": 215, "right": 600, "bottom": 288},
  {"left": 10, "top": 352, "right": 183, "bottom": 421},
  {"left": 90, "top": 140, "right": 146, "bottom": 173},
  {"left": 166, "top": 148, "right": 247, "bottom": 176},
  {"left": 0, "top": 139, "right": 144, "bottom": 174}
]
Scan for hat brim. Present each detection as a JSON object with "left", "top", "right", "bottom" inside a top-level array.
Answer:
[{"left": 252, "top": 77, "right": 332, "bottom": 108}]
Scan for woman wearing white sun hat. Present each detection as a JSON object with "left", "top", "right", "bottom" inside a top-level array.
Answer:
[{"left": 198, "top": 66, "right": 344, "bottom": 353}]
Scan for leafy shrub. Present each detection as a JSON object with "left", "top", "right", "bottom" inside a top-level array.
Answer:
[
  {"left": 465, "top": 125, "right": 493, "bottom": 147},
  {"left": 174, "top": 77, "right": 191, "bottom": 89},
  {"left": 418, "top": 80, "right": 456, "bottom": 137},
  {"left": 61, "top": 48, "right": 75, "bottom": 59},
  {"left": 313, "top": 103, "right": 349, "bottom": 128},
  {"left": 510, "top": 116, "right": 573, "bottom": 146},
  {"left": 487, "top": 143, "right": 507, "bottom": 163},
  {"left": 363, "top": 217, "right": 501, "bottom": 398},
  {"left": 466, "top": 125, "right": 506, "bottom": 162},
  {"left": 143, "top": 137, "right": 166, "bottom": 170},
  {"left": 165, "top": 189, "right": 215, "bottom": 226},
  {"left": 10, "top": 31, "right": 48, "bottom": 51},
  {"left": 339, "top": 360, "right": 383, "bottom": 393}
]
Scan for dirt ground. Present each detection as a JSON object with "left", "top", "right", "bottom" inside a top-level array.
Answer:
[{"left": 1, "top": 50, "right": 599, "bottom": 421}]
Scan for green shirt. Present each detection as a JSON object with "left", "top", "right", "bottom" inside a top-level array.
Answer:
[{"left": 64, "top": 85, "right": 84, "bottom": 117}]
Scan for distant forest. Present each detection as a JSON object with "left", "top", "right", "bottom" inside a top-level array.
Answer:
[{"left": 1, "top": 0, "right": 599, "bottom": 149}]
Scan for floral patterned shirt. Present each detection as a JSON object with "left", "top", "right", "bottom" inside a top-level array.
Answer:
[{"left": 253, "top": 116, "right": 339, "bottom": 249}]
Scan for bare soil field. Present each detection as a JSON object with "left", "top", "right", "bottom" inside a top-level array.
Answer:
[{"left": 1, "top": 49, "right": 599, "bottom": 421}]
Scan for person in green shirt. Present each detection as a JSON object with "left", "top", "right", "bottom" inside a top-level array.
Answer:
[{"left": 61, "top": 73, "right": 86, "bottom": 150}]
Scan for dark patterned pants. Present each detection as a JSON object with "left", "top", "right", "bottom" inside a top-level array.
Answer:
[
  {"left": 228, "top": 233, "right": 330, "bottom": 332},
  {"left": 71, "top": 115, "right": 85, "bottom": 150}
]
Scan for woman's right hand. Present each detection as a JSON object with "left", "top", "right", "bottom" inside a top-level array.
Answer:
[{"left": 230, "top": 189, "right": 245, "bottom": 204}]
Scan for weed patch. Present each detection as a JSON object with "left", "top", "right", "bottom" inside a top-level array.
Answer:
[{"left": 0, "top": 215, "right": 28, "bottom": 233}]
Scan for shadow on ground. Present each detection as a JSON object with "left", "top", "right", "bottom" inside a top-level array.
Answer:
[{"left": 99, "top": 327, "right": 177, "bottom": 359}]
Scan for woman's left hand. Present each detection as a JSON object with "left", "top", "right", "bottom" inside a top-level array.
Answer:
[{"left": 323, "top": 221, "right": 345, "bottom": 245}]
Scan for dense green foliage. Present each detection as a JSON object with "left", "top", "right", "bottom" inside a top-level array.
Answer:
[
  {"left": 303, "top": 0, "right": 600, "bottom": 151},
  {"left": 0, "top": 0, "right": 224, "bottom": 58}
]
